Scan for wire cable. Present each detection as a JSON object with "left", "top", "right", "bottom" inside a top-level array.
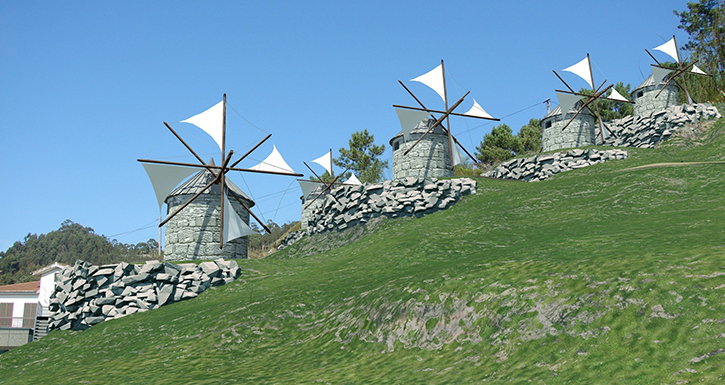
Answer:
[{"left": 226, "top": 101, "right": 269, "bottom": 134}]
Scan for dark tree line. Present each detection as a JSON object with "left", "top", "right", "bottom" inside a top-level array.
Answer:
[{"left": 0, "top": 220, "right": 158, "bottom": 285}]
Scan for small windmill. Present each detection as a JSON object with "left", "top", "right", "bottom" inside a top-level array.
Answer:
[
  {"left": 298, "top": 149, "right": 358, "bottom": 210},
  {"left": 552, "top": 54, "right": 632, "bottom": 142},
  {"left": 393, "top": 60, "right": 500, "bottom": 169},
  {"left": 645, "top": 35, "right": 711, "bottom": 104},
  {"left": 138, "top": 94, "right": 302, "bottom": 250}
]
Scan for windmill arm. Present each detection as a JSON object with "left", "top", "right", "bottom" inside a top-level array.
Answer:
[{"left": 403, "top": 91, "right": 470, "bottom": 156}]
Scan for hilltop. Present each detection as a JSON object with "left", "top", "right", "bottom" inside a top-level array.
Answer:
[{"left": 0, "top": 106, "right": 723, "bottom": 383}]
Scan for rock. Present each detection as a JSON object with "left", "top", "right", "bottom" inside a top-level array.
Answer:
[{"left": 199, "top": 261, "right": 221, "bottom": 278}]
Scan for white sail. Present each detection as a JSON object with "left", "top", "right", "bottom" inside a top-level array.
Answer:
[
  {"left": 298, "top": 179, "right": 323, "bottom": 199},
  {"left": 651, "top": 65, "right": 673, "bottom": 84},
  {"left": 312, "top": 151, "right": 333, "bottom": 175},
  {"left": 452, "top": 144, "right": 465, "bottom": 166},
  {"left": 411, "top": 64, "right": 446, "bottom": 103},
  {"left": 608, "top": 88, "right": 629, "bottom": 102},
  {"left": 563, "top": 56, "right": 594, "bottom": 89},
  {"left": 344, "top": 173, "right": 362, "bottom": 185},
  {"left": 463, "top": 99, "right": 493, "bottom": 119},
  {"left": 249, "top": 145, "right": 296, "bottom": 174},
  {"left": 181, "top": 100, "right": 225, "bottom": 152},
  {"left": 142, "top": 163, "right": 199, "bottom": 211},
  {"left": 654, "top": 38, "right": 679, "bottom": 63},
  {"left": 395, "top": 108, "right": 430, "bottom": 141},
  {"left": 222, "top": 192, "right": 255, "bottom": 244},
  {"left": 691, "top": 64, "right": 708, "bottom": 75},
  {"left": 556, "top": 91, "right": 581, "bottom": 116}
]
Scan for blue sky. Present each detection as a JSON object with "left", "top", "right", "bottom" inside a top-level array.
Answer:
[{"left": 0, "top": 0, "right": 692, "bottom": 251}]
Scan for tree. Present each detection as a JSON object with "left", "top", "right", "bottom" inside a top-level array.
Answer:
[
  {"left": 674, "top": 0, "right": 725, "bottom": 102},
  {"left": 334, "top": 129, "right": 388, "bottom": 183},
  {"left": 476, "top": 124, "right": 522, "bottom": 165},
  {"left": 517, "top": 118, "right": 542, "bottom": 153}
]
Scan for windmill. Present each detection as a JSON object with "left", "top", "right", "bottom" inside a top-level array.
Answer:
[
  {"left": 552, "top": 54, "right": 632, "bottom": 142},
  {"left": 645, "top": 35, "right": 711, "bottom": 104},
  {"left": 298, "top": 149, "right": 359, "bottom": 212},
  {"left": 138, "top": 94, "right": 303, "bottom": 253},
  {"left": 393, "top": 60, "right": 500, "bottom": 172}
]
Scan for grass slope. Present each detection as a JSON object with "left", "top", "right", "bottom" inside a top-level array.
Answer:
[{"left": 1, "top": 111, "right": 725, "bottom": 384}]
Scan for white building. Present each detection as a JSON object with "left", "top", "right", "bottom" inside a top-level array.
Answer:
[{"left": 0, "top": 262, "right": 66, "bottom": 353}]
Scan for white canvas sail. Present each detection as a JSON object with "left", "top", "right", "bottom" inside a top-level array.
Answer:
[
  {"left": 312, "top": 151, "right": 333, "bottom": 175},
  {"left": 452, "top": 144, "right": 465, "bottom": 166},
  {"left": 563, "top": 56, "right": 594, "bottom": 89},
  {"left": 411, "top": 64, "right": 446, "bottom": 103},
  {"left": 556, "top": 91, "right": 581, "bottom": 116},
  {"left": 142, "top": 163, "right": 199, "bottom": 211},
  {"left": 691, "top": 64, "right": 708, "bottom": 75},
  {"left": 343, "top": 173, "right": 362, "bottom": 185},
  {"left": 463, "top": 99, "right": 493, "bottom": 119},
  {"left": 222, "top": 192, "right": 255, "bottom": 244},
  {"left": 298, "top": 179, "right": 322, "bottom": 199},
  {"left": 651, "top": 65, "right": 673, "bottom": 84},
  {"left": 181, "top": 100, "right": 225, "bottom": 152},
  {"left": 608, "top": 88, "right": 629, "bottom": 102},
  {"left": 654, "top": 38, "right": 679, "bottom": 63},
  {"left": 249, "top": 145, "right": 296, "bottom": 174},
  {"left": 395, "top": 108, "right": 430, "bottom": 141}
]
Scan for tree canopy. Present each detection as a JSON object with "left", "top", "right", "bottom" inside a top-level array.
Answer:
[
  {"left": 674, "top": 0, "right": 725, "bottom": 102},
  {"left": 334, "top": 129, "right": 388, "bottom": 183},
  {"left": 0, "top": 220, "right": 158, "bottom": 285},
  {"left": 475, "top": 119, "right": 542, "bottom": 165}
]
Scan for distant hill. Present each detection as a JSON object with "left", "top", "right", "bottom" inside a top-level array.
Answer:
[
  {"left": 1, "top": 107, "right": 724, "bottom": 383},
  {"left": 0, "top": 220, "right": 158, "bottom": 285}
]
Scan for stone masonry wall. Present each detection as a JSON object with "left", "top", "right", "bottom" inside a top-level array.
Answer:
[
  {"left": 542, "top": 111, "right": 597, "bottom": 152},
  {"left": 305, "top": 177, "right": 476, "bottom": 235},
  {"left": 481, "top": 149, "right": 629, "bottom": 182},
  {"left": 48, "top": 259, "right": 240, "bottom": 331},
  {"left": 602, "top": 103, "right": 721, "bottom": 148},
  {"left": 165, "top": 194, "right": 249, "bottom": 260},
  {"left": 632, "top": 84, "right": 678, "bottom": 116}
]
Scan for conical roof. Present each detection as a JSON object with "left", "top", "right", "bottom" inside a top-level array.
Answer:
[
  {"left": 166, "top": 159, "right": 254, "bottom": 207},
  {"left": 390, "top": 118, "right": 447, "bottom": 145},
  {"left": 634, "top": 73, "right": 656, "bottom": 91},
  {"left": 543, "top": 102, "right": 592, "bottom": 120}
]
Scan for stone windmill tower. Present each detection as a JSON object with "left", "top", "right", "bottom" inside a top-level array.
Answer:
[
  {"left": 163, "top": 160, "right": 254, "bottom": 261},
  {"left": 541, "top": 102, "right": 596, "bottom": 152},
  {"left": 631, "top": 72, "right": 679, "bottom": 116},
  {"left": 391, "top": 61, "right": 498, "bottom": 181},
  {"left": 390, "top": 117, "right": 454, "bottom": 181},
  {"left": 543, "top": 54, "right": 630, "bottom": 151}
]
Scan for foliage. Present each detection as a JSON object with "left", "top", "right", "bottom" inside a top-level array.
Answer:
[
  {"left": 0, "top": 220, "right": 158, "bottom": 285},
  {"left": 334, "top": 129, "right": 388, "bottom": 183},
  {"left": 247, "top": 220, "right": 299, "bottom": 259},
  {"left": 453, "top": 163, "right": 480, "bottom": 177},
  {"left": 675, "top": 0, "right": 725, "bottom": 102},
  {"left": 475, "top": 124, "right": 521, "bottom": 165},
  {"left": 577, "top": 82, "right": 634, "bottom": 122},
  {"left": 309, "top": 171, "right": 334, "bottom": 183},
  {"left": 2, "top": 112, "right": 725, "bottom": 384},
  {"left": 517, "top": 118, "right": 542, "bottom": 153},
  {"left": 475, "top": 120, "right": 542, "bottom": 166}
]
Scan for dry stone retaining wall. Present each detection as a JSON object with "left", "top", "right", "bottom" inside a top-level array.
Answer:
[
  {"left": 602, "top": 103, "right": 721, "bottom": 148},
  {"left": 48, "top": 259, "right": 240, "bottom": 331},
  {"left": 481, "top": 149, "right": 628, "bottom": 182},
  {"left": 304, "top": 177, "right": 476, "bottom": 235}
]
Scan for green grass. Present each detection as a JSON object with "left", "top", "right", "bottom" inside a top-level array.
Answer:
[{"left": 1, "top": 108, "right": 724, "bottom": 384}]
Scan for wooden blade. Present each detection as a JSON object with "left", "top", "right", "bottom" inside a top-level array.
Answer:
[
  {"left": 392, "top": 105, "right": 499, "bottom": 121},
  {"left": 403, "top": 91, "right": 470, "bottom": 156},
  {"left": 303, "top": 168, "right": 350, "bottom": 210}
]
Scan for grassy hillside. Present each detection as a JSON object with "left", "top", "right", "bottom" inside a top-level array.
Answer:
[{"left": 1, "top": 110, "right": 724, "bottom": 384}]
